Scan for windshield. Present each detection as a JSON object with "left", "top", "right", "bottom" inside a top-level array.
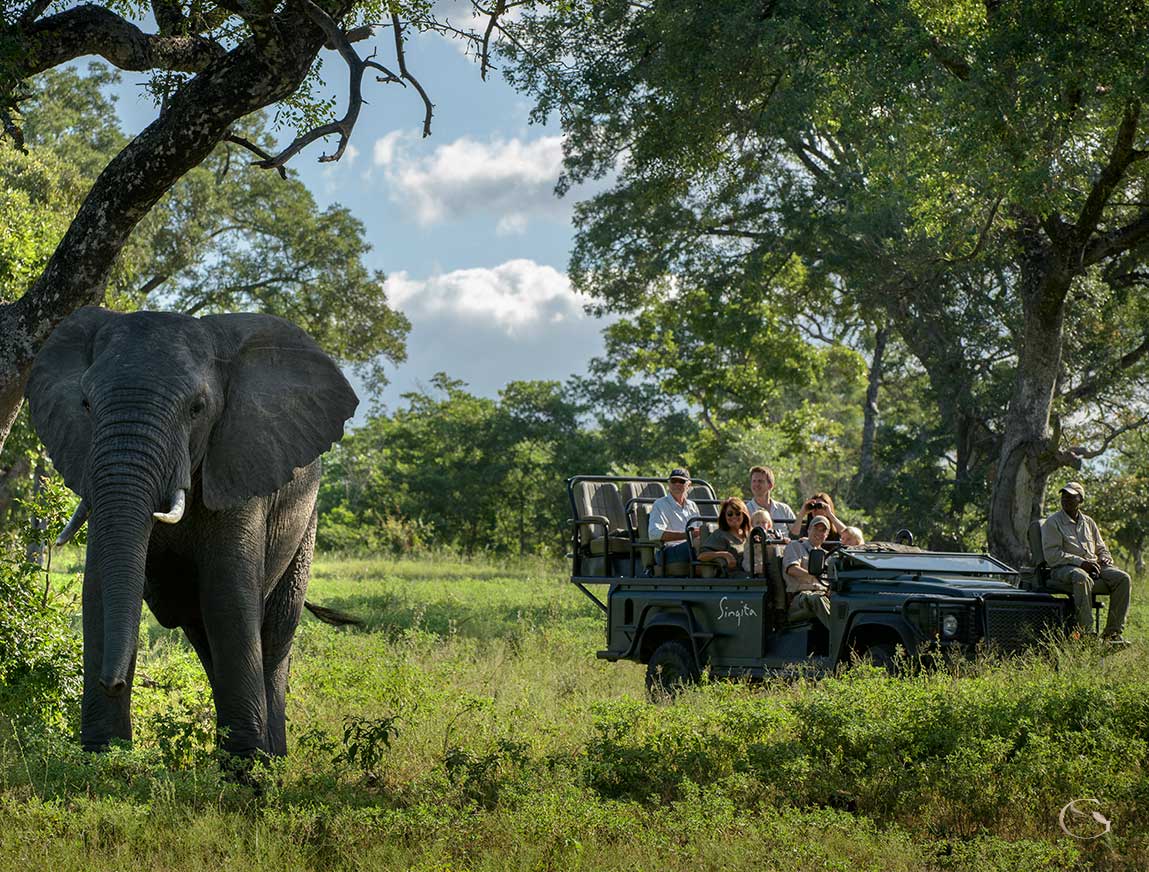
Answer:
[{"left": 842, "top": 550, "right": 1015, "bottom": 575}]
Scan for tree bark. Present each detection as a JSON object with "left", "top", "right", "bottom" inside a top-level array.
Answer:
[
  {"left": 854, "top": 324, "right": 887, "bottom": 493},
  {"left": 987, "top": 248, "right": 1073, "bottom": 567}
]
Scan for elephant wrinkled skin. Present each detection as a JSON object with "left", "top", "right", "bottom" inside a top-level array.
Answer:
[{"left": 25, "top": 307, "right": 358, "bottom": 757}]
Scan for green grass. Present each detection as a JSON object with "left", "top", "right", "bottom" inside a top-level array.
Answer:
[{"left": 2, "top": 553, "right": 1148, "bottom": 870}]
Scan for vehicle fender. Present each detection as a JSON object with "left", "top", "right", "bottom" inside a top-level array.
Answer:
[
  {"left": 635, "top": 610, "right": 695, "bottom": 661},
  {"left": 840, "top": 611, "right": 918, "bottom": 657}
]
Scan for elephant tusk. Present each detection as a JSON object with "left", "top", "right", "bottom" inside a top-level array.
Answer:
[
  {"left": 154, "top": 489, "right": 186, "bottom": 524},
  {"left": 55, "top": 499, "right": 90, "bottom": 546}
]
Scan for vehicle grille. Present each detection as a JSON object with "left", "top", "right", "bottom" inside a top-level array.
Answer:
[{"left": 983, "top": 600, "right": 1066, "bottom": 651}]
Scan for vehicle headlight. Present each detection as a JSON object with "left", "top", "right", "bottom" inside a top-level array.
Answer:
[{"left": 941, "top": 614, "right": 959, "bottom": 638}]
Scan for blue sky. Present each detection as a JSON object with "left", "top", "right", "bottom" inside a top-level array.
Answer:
[{"left": 105, "top": 7, "right": 610, "bottom": 416}]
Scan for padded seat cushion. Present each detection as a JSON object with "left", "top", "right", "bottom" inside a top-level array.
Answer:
[{"left": 586, "top": 535, "right": 632, "bottom": 556}]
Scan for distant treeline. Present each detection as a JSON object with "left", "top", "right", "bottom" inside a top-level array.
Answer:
[{"left": 316, "top": 371, "right": 1149, "bottom": 569}]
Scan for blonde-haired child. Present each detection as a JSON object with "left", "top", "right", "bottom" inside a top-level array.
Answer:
[{"left": 841, "top": 526, "right": 865, "bottom": 547}]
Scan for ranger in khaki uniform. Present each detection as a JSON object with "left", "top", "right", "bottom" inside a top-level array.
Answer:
[
  {"left": 1041, "top": 481, "right": 1132, "bottom": 645},
  {"left": 782, "top": 515, "right": 832, "bottom": 629}
]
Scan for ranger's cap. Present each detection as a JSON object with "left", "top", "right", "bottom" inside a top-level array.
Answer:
[
  {"left": 1060, "top": 481, "right": 1086, "bottom": 500},
  {"left": 809, "top": 515, "right": 831, "bottom": 530},
  {"left": 668, "top": 467, "right": 691, "bottom": 483}
]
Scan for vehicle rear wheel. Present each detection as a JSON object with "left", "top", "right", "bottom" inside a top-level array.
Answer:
[{"left": 645, "top": 640, "right": 700, "bottom": 699}]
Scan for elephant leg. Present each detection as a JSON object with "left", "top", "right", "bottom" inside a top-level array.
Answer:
[
  {"left": 80, "top": 555, "right": 135, "bottom": 750},
  {"left": 199, "top": 552, "right": 268, "bottom": 757},
  {"left": 261, "top": 511, "right": 315, "bottom": 757},
  {"left": 181, "top": 621, "right": 215, "bottom": 689}
]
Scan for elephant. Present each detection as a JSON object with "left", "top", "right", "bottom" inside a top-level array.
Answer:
[{"left": 25, "top": 306, "right": 359, "bottom": 757}]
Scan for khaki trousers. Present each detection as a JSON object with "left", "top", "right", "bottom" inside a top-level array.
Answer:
[
  {"left": 787, "top": 591, "right": 831, "bottom": 630},
  {"left": 1048, "top": 565, "right": 1131, "bottom": 636}
]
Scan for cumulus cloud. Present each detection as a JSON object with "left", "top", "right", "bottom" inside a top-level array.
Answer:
[
  {"left": 371, "top": 132, "right": 566, "bottom": 228},
  {"left": 385, "top": 259, "right": 590, "bottom": 334}
]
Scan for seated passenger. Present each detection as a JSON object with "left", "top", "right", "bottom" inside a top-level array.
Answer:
[
  {"left": 743, "top": 510, "right": 773, "bottom": 575},
  {"left": 1042, "top": 481, "right": 1131, "bottom": 644},
  {"left": 698, "top": 497, "right": 752, "bottom": 575},
  {"left": 647, "top": 467, "right": 701, "bottom": 568},
  {"left": 782, "top": 515, "right": 832, "bottom": 629},
  {"left": 745, "top": 465, "right": 796, "bottom": 538},
  {"left": 840, "top": 526, "right": 865, "bottom": 547},
  {"left": 791, "top": 491, "right": 845, "bottom": 540}
]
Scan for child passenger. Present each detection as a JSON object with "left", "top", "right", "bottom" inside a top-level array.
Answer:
[{"left": 840, "top": 526, "right": 865, "bottom": 547}]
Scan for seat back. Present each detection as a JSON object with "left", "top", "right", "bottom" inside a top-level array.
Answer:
[
  {"left": 689, "top": 483, "right": 719, "bottom": 520},
  {"left": 1028, "top": 519, "right": 1046, "bottom": 567},
  {"left": 572, "top": 481, "right": 627, "bottom": 539},
  {"left": 623, "top": 481, "right": 666, "bottom": 540}
]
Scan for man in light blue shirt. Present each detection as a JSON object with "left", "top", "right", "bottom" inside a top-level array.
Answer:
[
  {"left": 744, "top": 465, "right": 795, "bottom": 539},
  {"left": 648, "top": 467, "right": 700, "bottom": 567}
]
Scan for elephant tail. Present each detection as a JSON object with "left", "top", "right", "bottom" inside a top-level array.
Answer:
[{"left": 304, "top": 600, "right": 364, "bottom": 627}]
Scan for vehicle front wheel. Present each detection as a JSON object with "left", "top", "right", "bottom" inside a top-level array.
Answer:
[
  {"left": 858, "top": 641, "right": 900, "bottom": 675},
  {"left": 645, "top": 640, "right": 701, "bottom": 699}
]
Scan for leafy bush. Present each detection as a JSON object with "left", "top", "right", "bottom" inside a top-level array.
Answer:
[{"left": 0, "top": 475, "right": 81, "bottom": 732}]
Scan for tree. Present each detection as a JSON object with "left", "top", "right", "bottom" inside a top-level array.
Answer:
[
  {"left": 0, "top": 0, "right": 513, "bottom": 455},
  {"left": 319, "top": 375, "right": 603, "bottom": 556},
  {"left": 505, "top": 0, "right": 1149, "bottom": 565}
]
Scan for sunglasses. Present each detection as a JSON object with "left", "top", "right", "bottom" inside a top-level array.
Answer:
[{"left": 724, "top": 509, "right": 742, "bottom": 517}]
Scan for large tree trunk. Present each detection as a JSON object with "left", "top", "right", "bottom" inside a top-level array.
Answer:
[
  {"left": 853, "top": 324, "right": 887, "bottom": 495},
  {"left": 987, "top": 253, "right": 1072, "bottom": 566}
]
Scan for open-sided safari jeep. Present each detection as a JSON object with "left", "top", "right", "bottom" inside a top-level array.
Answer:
[{"left": 567, "top": 475, "right": 1078, "bottom": 695}]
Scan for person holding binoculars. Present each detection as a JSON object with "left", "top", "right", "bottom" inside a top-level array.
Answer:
[{"left": 790, "top": 491, "right": 846, "bottom": 540}]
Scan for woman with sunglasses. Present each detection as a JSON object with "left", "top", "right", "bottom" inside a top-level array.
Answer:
[{"left": 698, "top": 497, "right": 752, "bottom": 575}]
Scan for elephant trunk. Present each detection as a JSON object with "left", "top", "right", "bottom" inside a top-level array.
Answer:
[
  {"left": 88, "top": 492, "right": 152, "bottom": 695},
  {"left": 87, "top": 415, "right": 175, "bottom": 696}
]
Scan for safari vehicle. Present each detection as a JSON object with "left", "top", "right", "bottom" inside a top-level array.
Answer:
[{"left": 566, "top": 475, "right": 1077, "bottom": 694}]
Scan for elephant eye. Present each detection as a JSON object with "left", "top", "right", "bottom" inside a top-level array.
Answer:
[
  {"left": 190, "top": 397, "right": 207, "bottom": 419},
  {"left": 81, "top": 397, "right": 90, "bottom": 413}
]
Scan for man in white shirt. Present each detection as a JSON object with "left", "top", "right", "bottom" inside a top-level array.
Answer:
[
  {"left": 648, "top": 467, "right": 700, "bottom": 567},
  {"left": 745, "top": 465, "right": 796, "bottom": 539},
  {"left": 1042, "top": 481, "right": 1131, "bottom": 644}
]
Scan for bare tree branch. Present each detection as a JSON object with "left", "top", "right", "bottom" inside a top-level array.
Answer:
[
  {"left": 390, "top": 12, "right": 434, "bottom": 137},
  {"left": 1, "top": 110, "right": 25, "bottom": 153},
  {"left": 132, "top": 273, "right": 170, "bottom": 300},
  {"left": 1063, "top": 332, "right": 1149, "bottom": 406},
  {"left": 225, "top": 133, "right": 288, "bottom": 179},
  {"left": 1084, "top": 211, "right": 1149, "bottom": 266},
  {"left": 255, "top": 2, "right": 380, "bottom": 167},
  {"left": 479, "top": 0, "right": 507, "bottom": 81},
  {"left": 1068, "top": 415, "right": 1149, "bottom": 460}
]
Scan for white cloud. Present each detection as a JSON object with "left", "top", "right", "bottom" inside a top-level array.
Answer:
[
  {"left": 371, "top": 132, "right": 566, "bottom": 228},
  {"left": 496, "top": 213, "right": 528, "bottom": 236},
  {"left": 373, "top": 130, "right": 407, "bottom": 167},
  {"left": 385, "top": 259, "right": 590, "bottom": 335}
]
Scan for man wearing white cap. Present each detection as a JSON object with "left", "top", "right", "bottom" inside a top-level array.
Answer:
[
  {"left": 1041, "top": 481, "right": 1131, "bottom": 644},
  {"left": 648, "top": 467, "right": 701, "bottom": 569},
  {"left": 782, "top": 514, "right": 832, "bottom": 629}
]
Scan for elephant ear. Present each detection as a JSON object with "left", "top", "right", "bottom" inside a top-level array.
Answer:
[
  {"left": 24, "top": 307, "right": 121, "bottom": 496},
  {"left": 202, "top": 314, "right": 359, "bottom": 510}
]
